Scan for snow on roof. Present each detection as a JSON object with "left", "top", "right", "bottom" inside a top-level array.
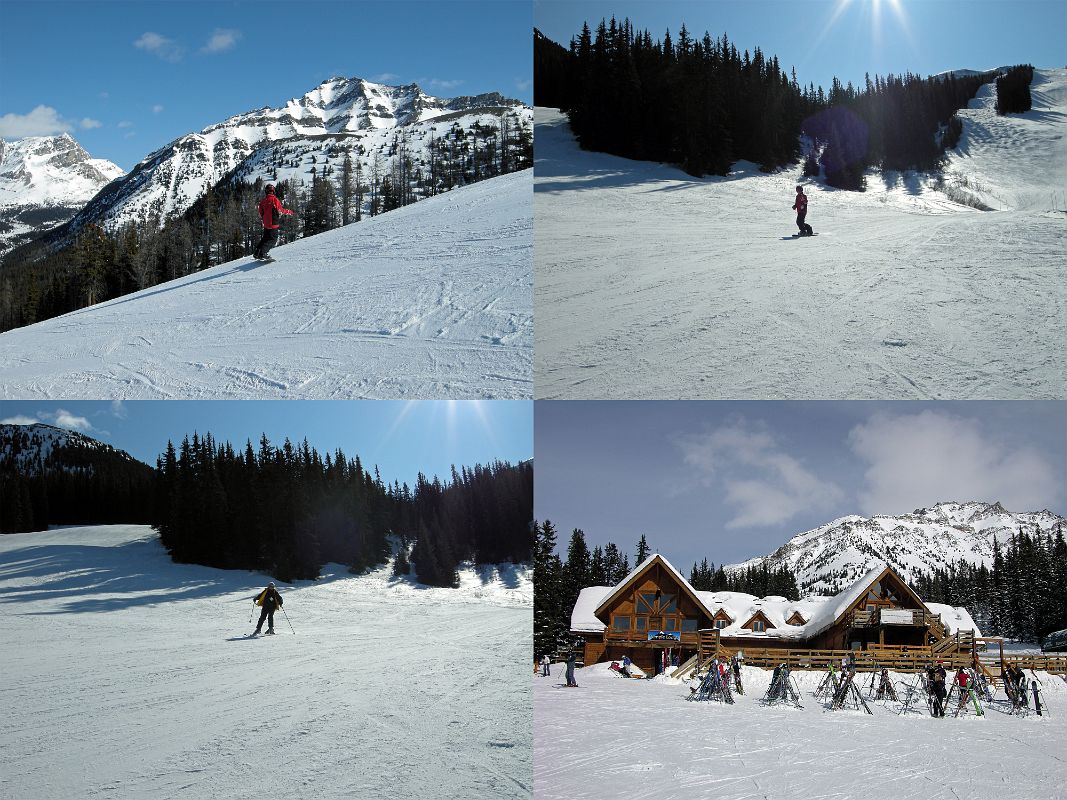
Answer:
[
  {"left": 571, "top": 557, "right": 980, "bottom": 641},
  {"left": 572, "top": 586, "right": 613, "bottom": 633},
  {"left": 925, "top": 602, "right": 982, "bottom": 637},
  {"left": 592, "top": 553, "right": 710, "bottom": 618}
]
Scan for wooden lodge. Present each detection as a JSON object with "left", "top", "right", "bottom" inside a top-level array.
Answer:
[{"left": 571, "top": 554, "right": 988, "bottom": 676}]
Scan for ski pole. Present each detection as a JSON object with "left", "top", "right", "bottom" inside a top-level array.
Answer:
[
  {"left": 282, "top": 606, "right": 295, "bottom": 634},
  {"left": 248, "top": 600, "right": 256, "bottom": 624}
]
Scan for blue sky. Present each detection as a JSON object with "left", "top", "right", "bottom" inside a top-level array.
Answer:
[
  {"left": 0, "top": 400, "right": 532, "bottom": 489},
  {"left": 535, "top": 0, "right": 1067, "bottom": 97},
  {"left": 535, "top": 401, "right": 1067, "bottom": 570},
  {"left": 0, "top": 0, "right": 532, "bottom": 170}
]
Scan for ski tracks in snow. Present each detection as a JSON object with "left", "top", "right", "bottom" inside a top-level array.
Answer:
[
  {"left": 0, "top": 171, "right": 532, "bottom": 400},
  {"left": 534, "top": 106, "right": 1067, "bottom": 399}
]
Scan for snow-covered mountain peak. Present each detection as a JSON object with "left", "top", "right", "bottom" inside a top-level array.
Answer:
[
  {"left": 0, "top": 422, "right": 142, "bottom": 475},
  {"left": 0, "top": 133, "right": 123, "bottom": 208},
  {"left": 67, "top": 76, "right": 529, "bottom": 231},
  {"left": 729, "top": 502, "right": 1065, "bottom": 594}
]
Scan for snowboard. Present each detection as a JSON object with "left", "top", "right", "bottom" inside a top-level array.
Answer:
[{"left": 254, "top": 256, "right": 276, "bottom": 263}]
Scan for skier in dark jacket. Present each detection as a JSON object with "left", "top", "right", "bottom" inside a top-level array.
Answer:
[
  {"left": 254, "top": 185, "right": 293, "bottom": 259},
  {"left": 930, "top": 661, "right": 948, "bottom": 717},
  {"left": 253, "top": 581, "right": 283, "bottom": 634},
  {"left": 565, "top": 651, "right": 578, "bottom": 687},
  {"left": 793, "top": 185, "right": 814, "bottom": 236}
]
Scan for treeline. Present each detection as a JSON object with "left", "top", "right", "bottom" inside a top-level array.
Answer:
[
  {"left": 538, "top": 19, "right": 816, "bottom": 175},
  {"left": 532, "top": 523, "right": 799, "bottom": 657},
  {"left": 996, "top": 64, "right": 1034, "bottom": 114},
  {"left": 0, "top": 430, "right": 155, "bottom": 534},
  {"left": 155, "top": 431, "right": 532, "bottom": 585},
  {"left": 689, "top": 558, "right": 799, "bottom": 599},
  {"left": 534, "top": 23, "right": 1010, "bottom": 187},
  {"left": 0, "top": 113, "right": 532, "bottom": 333},
  {"left": 805, "top": 70, "right": 996, "bottom": 189},
  {"left": 913, "top": 525, "right": 1067, "bottom": 644}
]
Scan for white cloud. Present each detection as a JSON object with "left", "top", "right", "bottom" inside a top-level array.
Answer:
[
  {"left": 202, "top": 28, "right": 241, "bottom": 54},
  {"left": 0, "top": 415, "right": 38, "bottom": 425},
  {"left": 117, "top": 120, "right": 133, "bottom": 128},
  {"left": 372, "top": 73, "right": 400, "bottom": 83},
  {"left": 152, "top": 104, "right": 164, "bottom": 114},
  {"left": 99, "top": 91, "right": 110, "bottom": 99},
  {"left": 515, "top": 78, "right": 532, "bottom": 92},
  {"left": 80, "top": 118, "right": 102, "bottom": 130},
  {"left": 676, "top": 419, "right": 844, "bottom": 529},
  {"left": 0, "top": 105, "right": 71, "bottom": 137},
  {"left": 426, "top": 78, "right": 464, "bottom": 92},
  {"left": 110, "top": 400, "right": 128, "bottom": 419},
  {"left": 52, "top": 410, "right": 94, "bottom": 432},
  {"left": 848, "top": 410, "right": 1061, "bottom": 515},
  {"left": 134, "top": 32, "right": 184, "bottom": 62},
  {"left": 124, "top": 132, "right": 137, "bottom": 139}
]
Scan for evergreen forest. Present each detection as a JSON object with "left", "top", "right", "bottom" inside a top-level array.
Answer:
[
  {"left": 0, "top": 113, "right": 532, "bottom": 332},
  {"left": 0, "top": 427, "right": 155, "bottom": 534},
  {"left": 155, "top": 432, "right": 533, "bottom": 586},
  {"left": 913, "top": 525, "right": 1067, "bottom": 645},
  {"left": 533, "top": 522, "right": 801, "bottom": 659},
  {"left": 535, "top": 22, "right": 1030, "bottom": 191}
]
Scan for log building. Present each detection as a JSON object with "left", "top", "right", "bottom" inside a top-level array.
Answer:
[{"left": 571, "top": 554, "right": 979, "bottom": 675}]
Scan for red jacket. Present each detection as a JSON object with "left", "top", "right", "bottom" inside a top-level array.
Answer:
[
  {"left": 793, "top": 192, "right": 808, "bottom": 212},
  {"left": 259, "top": 193, "right": 292, "bottom": 229}
]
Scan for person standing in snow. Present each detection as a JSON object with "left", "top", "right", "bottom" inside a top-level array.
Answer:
[
  {"left": 541, "top": 654, "right": 551, "bottom": 677},
  {"left": 931, "top": 661, "right": 948, "bottom": 717},
  {"left": 252, "top": 581, "right": 283, "bottom": 635},
  {"left": 793, "top": 185, "right": 814, "bottom": 236},
  {"left": 254, "top": 184, "right": 293, "bottom": 259},
  {"left": 565, "top": 651, "right": 578, "bottom": 687},
  {"left": 954, "top": 667, "right": 971, "bottom": 712}
]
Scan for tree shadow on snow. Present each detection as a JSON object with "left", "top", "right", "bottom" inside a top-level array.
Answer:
[
  {"left": 0, "top": 540, "right": 235, "bottom": 613},
  {"left": 63, "top": 261, "right": 267, "bottom": 318}
]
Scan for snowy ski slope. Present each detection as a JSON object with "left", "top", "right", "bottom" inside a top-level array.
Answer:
[
  {"left": 0, "top": 170, "right": 532, "bottom": 399},
  {"left": 535, "top": 662, "right": 1067, "bottom": 800},
  {"left": 534, "top": 69, "right": 1067, "bottom": 400},
  {"left": 0, "top": 525, "right": 532, "bottom": 799}
]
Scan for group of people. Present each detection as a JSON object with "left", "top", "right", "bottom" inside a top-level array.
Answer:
[
  {"left": 923, "top": 660, "right": 976, "bottom": 716},
  {"left": 536, "top": 652, "right": 578, "bottom": 687}
]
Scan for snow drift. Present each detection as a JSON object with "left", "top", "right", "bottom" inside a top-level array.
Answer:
[{"left": 0, "top": 170, "right": 532, "bottom": 399}]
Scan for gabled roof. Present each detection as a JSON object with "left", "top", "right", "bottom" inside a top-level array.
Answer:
[
  {"left": 570, "top": 556, "right": 982, "bottom": 639},
  {"left": 592, "top": 553, "right": 714, "bottom": 622},
  {"left": 741, "top": 609, "right": 776, "bottom": 630}
]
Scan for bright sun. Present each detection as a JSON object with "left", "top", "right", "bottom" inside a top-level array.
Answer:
[{"left": 809, "top": 0, "right": 913, "bottom": 66}]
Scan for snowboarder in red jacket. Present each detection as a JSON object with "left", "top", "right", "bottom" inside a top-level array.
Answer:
[
  {"left": 793, "top": 185, "right": 814, "bottom": 236},
  {"left": 254, "top": 184, "right": 293, "bottom": 259}
]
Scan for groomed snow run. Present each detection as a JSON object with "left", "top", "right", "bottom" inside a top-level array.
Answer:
[
  {"left": 534, "top": 69, "right": 1067, "bottom": 400},
  {"left": 535, "top": 661, "right": 1067, "bottom": 800},
  {"left": 0, "top": 525, "right": 531, "bottom": 799},
  {"left": 0, "top": 170, "right": 532, "bottom": 399}
]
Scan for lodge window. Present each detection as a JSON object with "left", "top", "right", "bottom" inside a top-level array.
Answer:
[
  {"left": 681, "top": 619, "right": 698, "bottom": 632},
  {"left": 660, "top": 594, "right": 677, "bottom": 613},
  {"left": 715, "top": 619, "right": 727, "bottom": 630},
  {"left": 664, "top": 618, "right": 677, "bottom": 631},
  {"left": 635, "top": 617, "right": 647, "bottom": 631},
  {"left": 752, "top": 620, "right": 766, "bottom": 632},
  {"left": 613, "top": 616, "right": 631, "bottom": 630},
  {"left": 637, "top": 593, "right": 656, "bottom": 612}
]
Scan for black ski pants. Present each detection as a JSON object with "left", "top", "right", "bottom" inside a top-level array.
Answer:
[
  {"left": 796, "top": 210, "right": 813, "bottom": 235},
  {"left": 255, "top": 227, "right": 279, "bottom": 258},
  {"left": 255, "top": 606, "right": 276, "bottom": 632},
  {"left": 932, "top": 687, "right": 946, "bottom": 717}
]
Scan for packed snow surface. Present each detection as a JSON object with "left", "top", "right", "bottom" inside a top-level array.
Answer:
[
  {"left": 0, "top": 525, "right": 531, "bottom": 799},
  {"left": 534, "top": 68, "right": 1067, "bottom": 399},
  {"left": 535, "top": 662, "right": 1067, "bottom": 800},
  {"left": 0, "top": 171, "right": 532, "bottom": 399}
]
